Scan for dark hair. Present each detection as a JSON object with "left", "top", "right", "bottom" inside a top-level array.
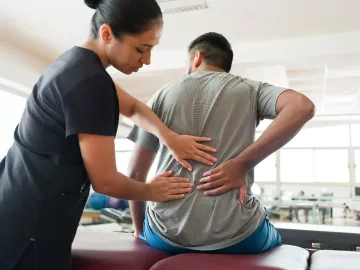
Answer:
[
  {"left": 84, "top": 0, "right": 163, "bottom": 38},
  {"left": 188, "top": 32, "right": 233, "bottom": 72}
]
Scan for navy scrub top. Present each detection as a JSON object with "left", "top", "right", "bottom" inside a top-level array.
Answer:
[{"left": 0, "top": 46, "right": 119, "bottom": 270}]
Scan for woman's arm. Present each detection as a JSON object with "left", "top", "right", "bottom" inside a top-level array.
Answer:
[
  {"left": 78, "top": 134, "right": 193, "bottom": 201},
  {"left": 115, "top": 83, "right": 217, "bottom": 171}
]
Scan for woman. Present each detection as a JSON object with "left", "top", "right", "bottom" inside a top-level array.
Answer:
[{"left": 0, "top": 0, "right": 217, "bottom": 269}]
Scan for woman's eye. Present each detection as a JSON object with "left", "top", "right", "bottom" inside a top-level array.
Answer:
[{"left": 136, "top": 48, "right": 145, "bottom": 54}]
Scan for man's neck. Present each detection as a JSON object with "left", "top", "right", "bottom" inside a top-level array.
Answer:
[{"left": 196, "top": 65, "right": 225, "bottom": 73}]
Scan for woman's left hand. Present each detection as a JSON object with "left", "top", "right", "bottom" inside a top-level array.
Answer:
[{"left": 165, "top": 133, "right": 217, "bottom": 171}]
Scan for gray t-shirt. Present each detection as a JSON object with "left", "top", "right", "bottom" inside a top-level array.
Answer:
[{"left": 128, "top": 71, "right": 287, "bottom": 250}]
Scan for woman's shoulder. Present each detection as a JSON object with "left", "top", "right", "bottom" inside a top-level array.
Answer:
[
  {"left": 55, "top": 46, "right": 109, "bottom": 79},
  {"left": 45, "top": 47, "right": 111, "bottom": 88},
  {"left": 33, "top": 47, "right": 113, "bottom": 106}
]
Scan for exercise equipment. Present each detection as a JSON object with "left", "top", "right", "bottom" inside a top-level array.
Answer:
[
  {"left": 100, "top": 208, "right": 132, "bottom": 224},
  {"left": 107, "top": 197, "right": 129, "bottom": 210},
  {"left": 87, "top": 192, "right": 108, "bottom": 210}
]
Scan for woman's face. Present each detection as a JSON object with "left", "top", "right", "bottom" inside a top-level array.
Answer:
[{"left": 105, "top": 22, "right": 163, "bottom": 75}]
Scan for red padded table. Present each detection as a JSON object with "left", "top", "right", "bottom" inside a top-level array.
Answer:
[
  {"left": 72, "top": 230, "right": 170, "bottom": 270},
  {"left": 149, "top": 245, "right": 309, "bottom": 270},
  {"left": 310, "top": 250, "right": 360, "bottom": 270}
]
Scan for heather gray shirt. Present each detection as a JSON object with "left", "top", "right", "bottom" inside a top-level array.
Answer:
[{"left": 128, "top": 71, "right": 287, "bottom": 250}]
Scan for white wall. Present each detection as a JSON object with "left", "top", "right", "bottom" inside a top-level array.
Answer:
[{"left": 0, "top": 42, "right": 48, "bottom": 92}]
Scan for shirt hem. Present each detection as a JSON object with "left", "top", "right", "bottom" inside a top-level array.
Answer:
[{"left": 147, "top": 208, "right": 267, "bottom": 251}]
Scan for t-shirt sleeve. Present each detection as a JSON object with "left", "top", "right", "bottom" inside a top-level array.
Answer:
[
  {"left": 127, "top": 92, "right": 161, "bottom": 153},
  {"left": 63, "top": 75, "right": 117, "bottom": 137},
  {"left": 257, "top": 82, "right": 289, "bottom": 120}
]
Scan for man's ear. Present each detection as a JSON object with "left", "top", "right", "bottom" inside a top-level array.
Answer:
[{"left": 193, "top": 50, "right": 204, "bottom": 68}]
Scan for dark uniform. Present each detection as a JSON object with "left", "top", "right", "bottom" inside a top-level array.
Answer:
[{"left": 0, "top": 47, "right": 119, "bottom": 270}]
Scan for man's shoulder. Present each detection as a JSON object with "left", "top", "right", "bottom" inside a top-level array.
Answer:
[
  {"left": 162, "top": 75, "right": 195, "bottom": 90},
  {"left": 151, "top": 76, "right": 192, "bottom": 100}
]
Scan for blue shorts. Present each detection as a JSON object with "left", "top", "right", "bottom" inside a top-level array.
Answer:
[{"left": 140, "top": 215, "right": 281, "bottom": 255}]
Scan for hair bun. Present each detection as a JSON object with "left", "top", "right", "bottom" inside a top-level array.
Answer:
[{"left": 84, "top": 0, "right": 102, "bottom": 9}]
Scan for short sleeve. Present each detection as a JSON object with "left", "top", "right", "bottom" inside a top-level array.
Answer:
[
  {"left": 127, "top": 92, "right": 161, "bottom": 153},
  {"left": 257, "top": 83, "right": 289, "bottom": 120},
  {"left": 63, "top": 75, "right": 117, "bottom": 137}
]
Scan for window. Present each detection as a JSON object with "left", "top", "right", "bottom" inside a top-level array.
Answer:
[
  {"left": 285, "top": 125, "right": 350, "bottom": 148},
  {"left": 280, "top": 149, "right": 350, "bottom": 183},
  {"left": 147, "top": 154, "right": 160, "bottom": 181},
  {"left": 115, "top": 138, "right": 159, "bottom": 181},
  {"left": 0, "top": 91, "right": 26, "bottom": 159},
  {"left": 356, "top": 150, "right": 360, "bottom": 183},
  {"left": 115, "top": 138, "right": 134, "bottom": 152},
  {"left": 352, "top": 124, "right": 360, "bottom": 146},
  {"left": 115, "top": 151, "right": 160, "bottom": 181},
  {"left": 255, "top": 153, "right": 276, "bottom": 182},
  {"left": 115, "top": 151, "right": 132, "bottom": 175},
  {"left": 114, "top": 139, "right": 134, "bottom": 175},
  {"left": 280, "top": 149, "right": 314, "bottom": 182},
  {"left": 314, "top": 150, "right": 349, "bottom": 183}
]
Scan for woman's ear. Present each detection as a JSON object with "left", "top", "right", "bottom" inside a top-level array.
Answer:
[{"left": 99, "top": 24, "right": 113, "bottom": 44}]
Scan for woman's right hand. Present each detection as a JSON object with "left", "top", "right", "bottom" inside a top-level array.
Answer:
[{"left": 147, "top": 170, "right": 193, "bottom": 202}]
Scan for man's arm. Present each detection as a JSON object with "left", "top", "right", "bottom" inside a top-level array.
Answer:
[
  {"left": 127, "top": 145, "right": 157, "bottom": 237},
  {"left": 197, "top": 90, "right": 315, "bottom": 202},
  {"left": 234, "top": 90, "right": 315, "bottom": 168}
]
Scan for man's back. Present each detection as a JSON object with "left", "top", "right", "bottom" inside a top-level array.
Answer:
[{"left": 129, "top": 70, "right": 286, "bottom": 250}]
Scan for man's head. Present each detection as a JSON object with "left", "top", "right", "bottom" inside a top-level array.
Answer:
[{"left": 186, "top": 32, "right": 233, "bottom": 75}]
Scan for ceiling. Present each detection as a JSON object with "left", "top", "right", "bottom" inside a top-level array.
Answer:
[{"left": 1, "top": 0, "right": 360, "bottom": 123}]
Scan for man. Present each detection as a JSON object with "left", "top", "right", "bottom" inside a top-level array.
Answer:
[{"left": 127, "top": 32, "right": 315, "bottom": 254}]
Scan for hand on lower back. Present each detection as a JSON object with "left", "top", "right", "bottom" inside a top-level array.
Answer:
[
  {"left": 147, "top": 170, "right": 193, "bottom": 202},
  {"left": 165, "top": 134, "right": 217, "bottom": 171},
  {"left": 197, "top": 159, "right": 248, "bottom": 204}
]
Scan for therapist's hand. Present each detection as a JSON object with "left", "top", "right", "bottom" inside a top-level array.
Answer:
[
  {"left": 147, "top": 170, "right": 193, "bottom": 202},
  {"left": 164, "top": 132, "right": 217, "bottom": 171},
  {"left": 196, "top": 159, "right": 248, "bottom": 204}
]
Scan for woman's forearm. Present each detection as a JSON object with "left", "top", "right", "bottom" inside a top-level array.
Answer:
[{"left": 129, "top": 99, "right": 174, "bottom": 146}]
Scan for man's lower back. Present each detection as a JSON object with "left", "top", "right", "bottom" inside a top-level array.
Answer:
[{"left": 146, "top": 190, "right": 267, "bottom": 250}]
